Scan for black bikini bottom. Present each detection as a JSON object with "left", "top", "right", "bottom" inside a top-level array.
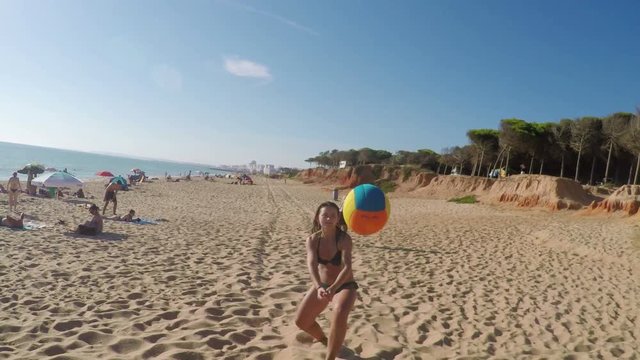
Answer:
[{"left": 335, "top": 281, "right": 358, "bottom": 294}]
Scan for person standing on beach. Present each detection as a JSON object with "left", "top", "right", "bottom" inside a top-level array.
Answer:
[
  {"left": 102, "top": 182, "right": 120, "bottom": 215},
  {"left": 295, "top": 201, "right": 358, "bottom": 360},
  {"left": 7, "top": 172, "right": 22, "bottom": 212}
]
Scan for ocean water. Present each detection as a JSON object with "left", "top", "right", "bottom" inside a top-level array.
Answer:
[{"left": 0, "top": 141, "right": 230, "bottom": 181}]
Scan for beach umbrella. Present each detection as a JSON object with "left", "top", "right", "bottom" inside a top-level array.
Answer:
[
  {"left": 131, "top": 168, "right": 142, "bottom": 173},
  {"left": 96, "top": 170, "right": 114, "bottom": 177},
  {"left": 31, "top": 171, "right": 83, "bottom": 189},
  {"left": 110, "top": 176, "right": 128, "bottom": 186},
  {"left": 17, "top": 163, "right": 45, "bottom": 175}
]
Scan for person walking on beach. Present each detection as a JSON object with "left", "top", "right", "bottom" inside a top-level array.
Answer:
[
  {"left": 7, "top": 172, "right": 22, "bottom": 212},
  {"left": 295, "top": 201, "right": 358, "bottom": 360},
  {"left": 102, "top": 182, "right": 120, "bottom": 215}
]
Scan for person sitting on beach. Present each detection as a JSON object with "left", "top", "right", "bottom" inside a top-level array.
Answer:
[
  {"left": 7, "top": 172, "right": 23, "bottom": 212},
  {"left": 0, "top": 213, "right": 25, "bottom": 228},
  {"left": 77, "top": 204, "right": 103, "bottom": 235},
  {"left": 56, "top": 188, "right": 65, "bottom": 199},
  {"left": 102, "top": 182, "right": 120, "bottom": 215},
  {"left": 73, "top": 188, "right": 85, "bottom": 198},
  {"left": 295, "top": 201, "right": 357, "bottom": 360}
]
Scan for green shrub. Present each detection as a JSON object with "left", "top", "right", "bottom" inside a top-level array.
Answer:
[
  {"left": 448, "top": 195, "right": 477, "bottom": 204},
  {"left": 376, "top": 179, "right": 397, "bottom": 193},
  {"left": 402, "top": 166, "right": 414, "bottom": 181},
  {"left": 371, "top": 165, "right": 383, "bottom": 179},
  {"left": 354, "top": 165, "right": 368, "bottom": 176}
]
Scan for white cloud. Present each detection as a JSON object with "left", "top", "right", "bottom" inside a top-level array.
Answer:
[
  {"left": 224, "top": 57, "right": 272, "bottom": 80},
  {"left": 151, "top": 64, "right": 183, "bottom": 91}
]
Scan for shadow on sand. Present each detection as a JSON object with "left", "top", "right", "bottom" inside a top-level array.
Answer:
[
  {"left": 63, "top": 199, "right": 96, "bottom": 206},
  {"left": 357, "top": 243, "right": 440, "bottom": 255},
  {"left": 63, "top": 231, "right": 127, "bottom": 241}
]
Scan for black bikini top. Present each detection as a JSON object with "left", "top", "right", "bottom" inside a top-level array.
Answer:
[{"left": 317, "top": 233, "right": 342, "bottom": 266}]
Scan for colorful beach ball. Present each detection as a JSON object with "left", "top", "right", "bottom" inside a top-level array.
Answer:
[{"left": 342, "top": 184, "right": 390, "bottom": 236}]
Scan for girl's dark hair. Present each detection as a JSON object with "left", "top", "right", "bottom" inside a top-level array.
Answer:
[{"left": 311, "top": 201, "right": 347, "bottom": 234}]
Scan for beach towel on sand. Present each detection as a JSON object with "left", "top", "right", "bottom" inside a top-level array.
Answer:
[
  {"left": 130, "top": 218, "right": 158, "bottom": 225},
  {"left": 22, "top": 221, "right": 47, "bottom": 230}
]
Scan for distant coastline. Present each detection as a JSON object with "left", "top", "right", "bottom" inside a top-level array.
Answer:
[{"left": 0, "top": 141, "right": 230, "bottom": 180}]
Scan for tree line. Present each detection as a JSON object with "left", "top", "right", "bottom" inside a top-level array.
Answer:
[{"left": 305, "top": 110, "right": 640, "bottom": 185}]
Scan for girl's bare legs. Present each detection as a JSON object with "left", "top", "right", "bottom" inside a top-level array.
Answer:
[
  {"left": 326, "top": 288, "right": 357, "bottom": 360},
  {"left": 295, "top": 286, "right": 330, "bottom": 343}
]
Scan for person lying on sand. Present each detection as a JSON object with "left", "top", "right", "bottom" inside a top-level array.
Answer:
[
  {"left": 109, "top": 209, "right": 141, "bottom": 223},
  {"left": 295, "top": 201, "right": 358, "bottom": 360},
  {"left": 0, "top": 213, "right": 25, "bottom": 228},
  {"left": 76, "top": 204, "right": 103, "bottom": 236}
]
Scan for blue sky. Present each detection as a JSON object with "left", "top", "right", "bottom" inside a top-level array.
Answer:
[{"left": 1, "top": 0, "right": 639, "bottom": 168}]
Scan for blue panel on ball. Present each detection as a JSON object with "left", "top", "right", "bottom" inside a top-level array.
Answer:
[{"left": 354, "top": 184, "right": 386, "bottom": 212}]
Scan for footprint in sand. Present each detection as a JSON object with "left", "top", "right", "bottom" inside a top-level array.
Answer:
[
  {"left": 77, "top": 330, "right": 115, "bottom": 345},
  {"left": 53, "top": 320, "right": 83, "bottom": 332},
  {"left": 206, "top": 336, "right": 233, "bottom": 350},
  {"left": 110, "top": 337, "right": 144, "bottom": 354},
  {"left": 41, "top": 344, "right": 66, "bottom": 356},
  {"left": 142, "top": 343, "right": 169, "bottom": 359},
  {"left": 143, "top": 333, "right": 167, "bottom": 343},
  {"left": 172, "top": 351, "right": 206, "bottom": 360}
]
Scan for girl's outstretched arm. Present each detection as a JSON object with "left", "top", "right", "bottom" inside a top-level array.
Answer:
[{"left": 306, "top": 235, "right": 323, "bottom": 289}]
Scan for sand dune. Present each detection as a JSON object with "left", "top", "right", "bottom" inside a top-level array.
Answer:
[{"left": 1, "top": 177, "right": 640, "bottom": 359}]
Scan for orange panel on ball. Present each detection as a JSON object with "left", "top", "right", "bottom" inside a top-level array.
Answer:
[{"left": 349, "top": 210, "right": 388, "bottom": 236}]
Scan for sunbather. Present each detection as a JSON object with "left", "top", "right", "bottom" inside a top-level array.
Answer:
[
  {"left": 0, "top": 213, "right": 25, "bottom": 228},
  {"left": 111, "top": 209, "right": 141, "bottom": 222}
]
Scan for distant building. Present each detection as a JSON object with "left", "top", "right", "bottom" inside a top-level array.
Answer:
[
  {"left": 249, "top": 160, "right": 257, "bottom": 174},
  {"left": 264, "top": 164, "right": 275, "bottom": 176},
  {"left": 339, "top": 160, "right": 348, "bottom": 169}
]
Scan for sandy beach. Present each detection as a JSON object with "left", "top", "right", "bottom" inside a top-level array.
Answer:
[{"left": 2, "top": 177, "right": 640, "bottom": 359}]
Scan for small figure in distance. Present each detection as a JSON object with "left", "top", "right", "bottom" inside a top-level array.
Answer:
[
  {"left": 77, "top": 204, "right": 103, "bottom": 236},
  {"left": 7, "top": 172, "right": 22, "bottom": 212},
  {"left": 73, "top": 188, "right": 85, "bottom": 198},
  {"left": 0, "top": 212, "right": 25, "bottom": 228},
  {"left": 103, "top": 182, "right": 121, "bottom": 215}
]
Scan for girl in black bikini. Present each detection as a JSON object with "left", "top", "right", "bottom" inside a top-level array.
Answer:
[{"left": 295, "top": 201, "right": 358, "bottom": 360}]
